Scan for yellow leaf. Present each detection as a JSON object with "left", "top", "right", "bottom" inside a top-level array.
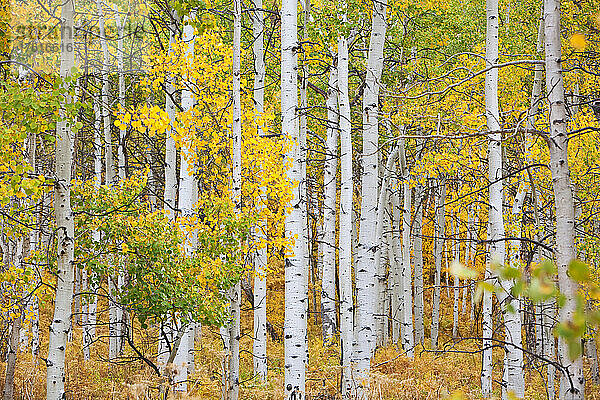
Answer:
[{"left": 570, "top": 33, "right": 586, "bottom": 50}]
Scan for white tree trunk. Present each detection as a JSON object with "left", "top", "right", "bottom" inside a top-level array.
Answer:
[
  {"left": 226, "top": 2, "right": 242, "bottom": 397},
  {"left": 282, "top": 0, "right": 306, "bottom": 394},
  {"left": 172, "top": 17, "right": 196, "bottom": 393},
  {"left": 401, "top": 179, "right": 413, "bottom": 356},
  {"left": 431, "top": 181, "right": 445, "bottom": 350},
  {"left": 413, "top": 178, "right": 425, "bottom": 345},
  {"left": 544, "top": 300, "right": 557, "bottom": 399},
  {"left": 96, "top": 0, "right": 120, "bottom": 362},
  {"left": 164, "top": 26, "right": 178, "bottom": 221},
  {"left": 483, "top": 0, "right": 503, "bottom": 395},
  {"left": 544, "top": 0, "right": 584, "bottom": 396},
  {"left": 321, "top": 63, "right": 339, "bottom": 344},
  {"left": 452, "top": 217, "right": 460, "bottom": 339},
  {"left": 337, "top": 35, "right": 354, "bottom": 396},
  {"left": 390, "top": 173, "right": 403, "bottom": 345},
  {"left": 375, "top": 147, "right": 398, "bottom": 347},
  {"left": 157, "top": 23, "right": 178, "bottom": 373},
  {"left": 354, "top": 0, "right": 387, "bottom": 392},
  {"left": 46, "top": 0, "right": 75, "bottom": 396},
  {"left": 252, "top": 0, "right": 268, "bottom": 381},
  {"left": 116, "top": 9, "right": 127, "bottom": 181}
]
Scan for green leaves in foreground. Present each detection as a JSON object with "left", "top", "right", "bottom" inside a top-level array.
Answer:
[{"left": 453, "top": 258, "right": 600, "bottom": 361}]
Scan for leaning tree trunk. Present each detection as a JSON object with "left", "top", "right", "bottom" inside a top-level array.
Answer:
[
  {"left": 544, "top": 0, "right": 585, "bottom": 397},
  {"left": 46, "top": 0, "right": 75, "bottom": 396},
  {"left": 4, "top": 310, "right": 22, "bottom": 400}
]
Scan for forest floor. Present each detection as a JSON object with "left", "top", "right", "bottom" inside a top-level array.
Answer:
[{"left": 3, "top": 290, "right": 600, "bottom": 399}]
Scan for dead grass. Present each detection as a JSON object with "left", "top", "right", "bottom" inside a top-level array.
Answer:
[{"left": 2, "top": 294, "right": 600, "bottom": 399}]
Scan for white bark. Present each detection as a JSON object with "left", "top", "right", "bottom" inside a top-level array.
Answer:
[
  {"left": 452, "top": 217, "right": 459, "bottom": 339},
  {"left": 96, "top": 0, "right": 120, "bottom": 361},
  {"left": 483, "top": 0, "right": 503, "bottom": 395},
  {"left": 431, "top": 181, "right": 445, "bottom": 350},
  {"left": 413, "top": 178, "right": 425, "bottom": 345},
  {"left": 401, "top": 179, "right": 413, "bottom": 356},
  {"left": 544, "top": 300, "right": 557, "bottom": 399},
  {"left": 337, "top": 35, "right": 354, "bottom": 396},
  {"left": 46, "top": 0, "right": 75, "bottom": 396},
  {"left": 544, "top": 0, "right": 584, "bottom": 396},
  {"left": 354, "top": 0, "right": 387, "bottom": 391},
  {"left": 116, "top": 9, "right": 127, "bottom": 181},
  {"left": 164, "top": 26, "right": 178, "bottom": 221},
  {"left": 375, "top": 147, "right": 399, "bottom": 347},
  {"left": 390, "top": 173, "right": 403, "bottom": 345},
  {"left": 321, "top": 63, "right": 339, "bottom": 344},
  {"left": 226, "top": 2, "right": 242, "bottom": 398},
  {"left": 252, "top": 0, "right": 268, "bottom": 381},
  {"left": 171, "top": 17, "right": 196, "bottom": 393},
  {"left": 282, "top": 0, "right": 306, "bottom": 394}
]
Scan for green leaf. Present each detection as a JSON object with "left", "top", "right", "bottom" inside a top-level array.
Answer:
[{"left": 568, "top": 259, "right": 590, "bottom": 282}]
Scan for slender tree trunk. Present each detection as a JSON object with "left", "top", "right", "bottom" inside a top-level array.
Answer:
[
  {"left": 116, "top": 10, "right": 127, "bottom": 181},
  {"left": 337, "top": 35, "right": 354, "bottom": 396},
  {"left": 282, "top": 0, "right": 306, "bottom": 394},
  {"left": 252, "top": 0, "right": 268, "bottom": 381},
  {"left": 375, "top": 147, "right": 399, "bottom": 347},
  {"left": 172, "top": 16, "right": 196, "bottom": 393},
  {"left": 544, "top": 0, "right": 584, "bottom": 396},
  {"left": 390, "top": 172, "right": 403, "bottom": 345},
  {"left": 452, "top": 217, "right": 460, "bottom": 340},
  {"left": 401, "top": 178, "right": 414, "bottom": 356},
  {"left": 431, "top": 181, "right": 445, "bottom": 350},
  {"left": 413, "top": 178, "right": 425, "bottom": 345},
  {"left": 46, "top": 1, "right": 75, "bottom": 396},
  {"left": 482, "top": 0, "right": 502, "bottom": 394},
  {"left": 354, "top": 0, "right": 387, "bottom": 393},
  {"left": 96, "top": 0, "right": 120, "bottom": 361},
  {"left": 321, "top": 63, "right": 339, "bottom": 344},
  {"left": 4, "top": 312, "right": 22, "bottom": 400},
  {"left": 226, "top": 2, "right": 243, "bottom": 398}
]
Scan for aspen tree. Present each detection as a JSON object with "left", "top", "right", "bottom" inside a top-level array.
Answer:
[
  {"left": 338, "top": 35, "right": 354, "bottom": 396},
  {"left": 431, "top": 181, "right": 445, "bottom": 350},
  {"left": 375, "top": 147, "right": 399, "bottom": 346},
  {"left": 354, "top": 0, "right": 387, "bottom": 390},
  {"left": 544, "top": 0, "right": 585, "bottom": 396},
  {"left": 252, "top": 0, "right": 268, "bottom": 381},
  {"left": 282, "top": 0, "right": 306, "bottom": 393},
  {"left": 321, "top": 63, "right": 339, "bottom": 344},
  {"left": 482, "top": 0, "right": 503, "bottom": 394},
  {"left": 226, "top": 0, "right": 242, "bottom": 397},
  {"left": 413, "top": 174, "right": 425, "bottom": 345},
  {"left": 46, "top": 0, "right": 75, "bottom": 396},
  {"left": 173, "top": 16, "right": 196, "bottom": 393},
  {"left": 401, "top": 170, "right": 414, "bottom": 356}
]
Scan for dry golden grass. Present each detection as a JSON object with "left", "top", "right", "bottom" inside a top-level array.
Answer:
[{"left": 2, "top": 291, "right": 600, "bottom": 399}]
